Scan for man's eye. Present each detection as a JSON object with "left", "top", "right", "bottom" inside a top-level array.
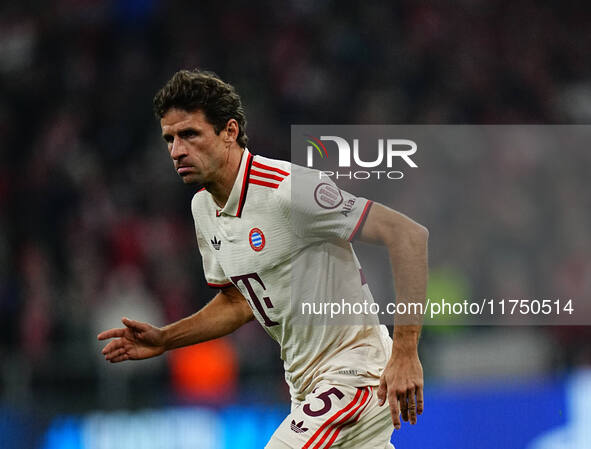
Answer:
[{"left": 180, "top": 129, "right": 199, "bottom": 139}]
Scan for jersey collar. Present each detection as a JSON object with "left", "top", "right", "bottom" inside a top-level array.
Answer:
[{"left": 219, "top": 148, "right": 253, "bottom": 218}]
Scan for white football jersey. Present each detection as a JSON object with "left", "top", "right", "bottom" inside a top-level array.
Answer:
[{"left": 191, "top": 148, "right": 392, "bottom": 401}]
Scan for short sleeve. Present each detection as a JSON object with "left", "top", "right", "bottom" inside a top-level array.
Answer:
[
  {"left": 277, "top": 164, "right": 373, "bottom": 242},
  {"left": 191, "top": 196, "right": 231, "bottom": 289},
  {"left": 194, "top": 227, "right": 232, "bottom": 288}
]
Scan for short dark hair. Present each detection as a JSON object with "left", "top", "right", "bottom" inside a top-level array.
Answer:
[{"left": 153, "top": 70, "right": 248, "bottom": 148}]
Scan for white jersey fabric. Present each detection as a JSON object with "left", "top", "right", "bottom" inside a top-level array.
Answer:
[{"left": 191, "top": 148, "right": 392, "bottom": 401}]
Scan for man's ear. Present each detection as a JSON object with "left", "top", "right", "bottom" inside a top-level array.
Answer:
[{"left": 224, "top": 119, "right": 239, "bottom": 143}]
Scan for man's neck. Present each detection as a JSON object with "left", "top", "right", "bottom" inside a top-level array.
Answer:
[{"left": 207, "top": 146, "right": 244, "bottom": 208}]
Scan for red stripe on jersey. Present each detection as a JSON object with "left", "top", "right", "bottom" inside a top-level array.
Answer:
[
  {"left": 249, "top": 179, "right": 280, "bottom": 189},
  {"left": 302, "top": 388, "right": 363, "bottom": 449},
  {"left": 207, "top": 282, "right": 232, "bottom": 288},
  {"left": 348, "top": 200, "right": 373, "bottom": 242},
  {"left": 252, "top": 160, "right": 290, "bottom": 176},
  {"left": 197, "top": 187, "right": 206, "bottom": 192},
  {"left": 320, "top": 388, "right": 372, "bottom": 449},
  {"left": 359, "top": 268, "right": 367, "bottom": 285},
  {"left": 236, "top": 152, "right": 253, "bottom": 218},
  {"left": 250, "top": 169, "right": 285, "bottom": 182},
  {"left": 314, "top": 388, "right": 371, "bottom": 449}
]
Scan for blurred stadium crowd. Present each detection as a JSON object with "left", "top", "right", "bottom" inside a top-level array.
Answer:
[{"left": 1, "top": 0, "right": 590, "bottom": 416}]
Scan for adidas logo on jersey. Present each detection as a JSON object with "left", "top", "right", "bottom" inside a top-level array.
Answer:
[
  {"left": 211, "top": 236, "right": 221, "bottom": 250},
  {"left": 290, "top": 420, "right": 309, "bottom": 433}
]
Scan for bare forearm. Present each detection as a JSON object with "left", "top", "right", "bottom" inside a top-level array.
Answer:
[
  {"left": 358, "top": 203, "right": 428, "bottom": 351},
  {"left": 360, "top": 203, "right": 427, "bottom": 426},
  {"left": 161, "top": 289, "right": 252, "bottom": 351},
  {"left": 388, "top": 225, "right": 428, "bottom": 352}
]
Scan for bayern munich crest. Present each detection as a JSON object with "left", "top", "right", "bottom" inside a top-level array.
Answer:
[{"left": 249, "top": 228, "right": 265, "bottom": 251}]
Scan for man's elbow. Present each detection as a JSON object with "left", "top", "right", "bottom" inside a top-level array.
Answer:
[
  {"left": 362, "top": 204, "right": 428, "bottom": 247},
  {"left": 383, "top": 219, "right": 428, "bottom": 250},
  {"left": 414, "top": 222, "right": 429, "bottom": 241},
  {"left": 405, "top": 222, "right": 429, "bottom": 248}
]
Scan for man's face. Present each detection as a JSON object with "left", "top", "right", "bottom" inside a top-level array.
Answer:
[{"left": 160, "top": 108, "right": 228, "bottom": 185}]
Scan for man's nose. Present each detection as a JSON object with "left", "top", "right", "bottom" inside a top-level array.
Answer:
[{"left": 170, "top": 138, "right": 188, "bottom": 159}]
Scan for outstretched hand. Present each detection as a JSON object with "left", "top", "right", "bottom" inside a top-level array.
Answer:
[
  {"left": 97, "top": 317, "right": 166, "bottom": 363},
  {"left": 377, "top": 349, "right": 424, "bottom": 430}
]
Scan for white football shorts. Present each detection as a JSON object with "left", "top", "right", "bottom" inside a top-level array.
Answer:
[{"left": 265, "top": 383, "right": 395, "bottom": 449}]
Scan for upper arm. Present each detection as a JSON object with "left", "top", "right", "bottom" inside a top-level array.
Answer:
[
  {"left": 357, "top": 202, "right": 429, "bottom": 246},
  {"left": 218, "top": 284, "right": 254, "bottom": 324},
  {"left": 277, "top": 165, "right": 375, "bottom": 242}
]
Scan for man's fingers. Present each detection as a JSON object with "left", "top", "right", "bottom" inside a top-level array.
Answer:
[
  {"left": 122, "top": 317, "right": 149, "bottom": 333},
  {"left": 389, "top": 394, "right": 401, "bottom": 430},
  {"left": 101, "top": 340, "right": 122, "bottom": 355},
  {"left": 97, "top": 328, "right": 125, "bottom": 340},
  {"left": 399, "top": 392, "right": 409, "bottom": 422},
  {"left": 416, "top": 386, "right": 424, "bottom": 415},
  {"left": 407, "top": 388, "right": 417, "bottom": 424},
  {"left": 109, "top": 352, "right": 130, "bottom": 363},
  {"left": 377, "top": 375, "right": 387, "bottom": 406},
  {"left": 105, "top": 347, "right": 127, "bottom": 361}
]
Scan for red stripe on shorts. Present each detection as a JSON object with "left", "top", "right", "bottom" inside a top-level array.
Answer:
[
  {"left": 320, "top": 387, "right": 373, "bottom": 449},
  {"left": 314, "top": 387, "right": 371, "bottom": 449},
  {"left": 302, "top": 388, "right": 363, "bottom": 449}
]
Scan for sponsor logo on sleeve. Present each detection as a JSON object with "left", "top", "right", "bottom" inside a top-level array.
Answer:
[{"left": 340, "top": 198, "right": 356, "bottom": 217}]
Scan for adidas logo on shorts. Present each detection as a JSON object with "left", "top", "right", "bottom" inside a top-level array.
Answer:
[{"left": 290, "top": 420, "right": 309, "bottom": 433}]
